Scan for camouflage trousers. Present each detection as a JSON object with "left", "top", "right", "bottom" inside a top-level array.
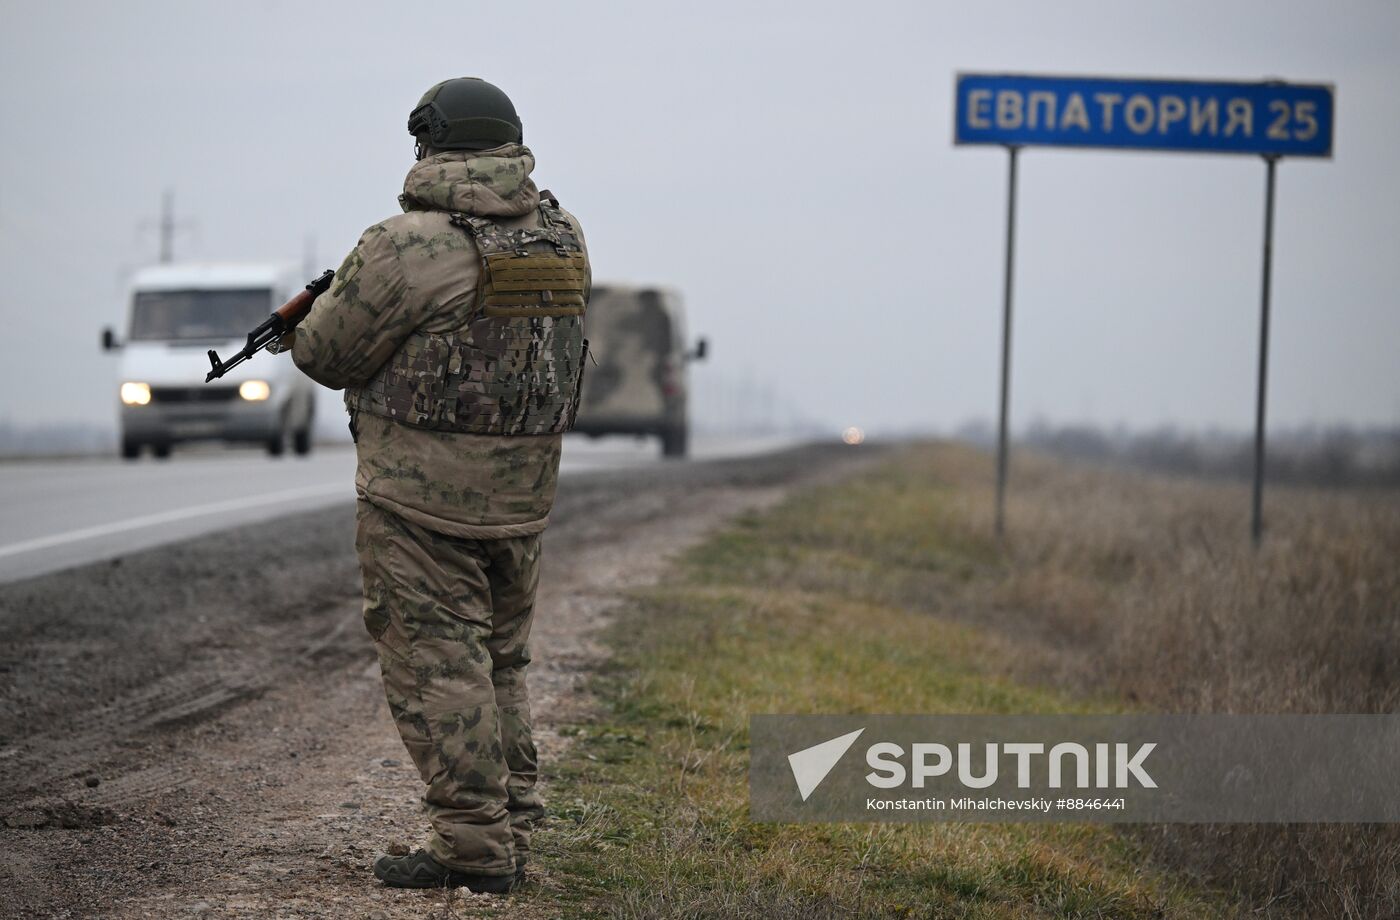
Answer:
[{"left": 355, "top": 500, "right": 544, "bottom": 876}]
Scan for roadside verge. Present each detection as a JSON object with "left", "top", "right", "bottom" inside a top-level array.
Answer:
[{"left": 528, "top": 443, "right": 1243, "bottom": 918}]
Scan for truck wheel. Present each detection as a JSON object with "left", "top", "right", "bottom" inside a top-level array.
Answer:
[
  {"left": 152, "top": 442, "right": 172, "bottom": 460},
  {"left": 661, "top": 424, "right": 688, "bottom": 459},
  {"left": 121, "top": 439, "right": 141, "bottom": 461},
  {"left": 293, "top": 427, "right": 312, "bottom": 456},
  {"left": 266, "top": 405, "right": 292, "bottom": 457}
]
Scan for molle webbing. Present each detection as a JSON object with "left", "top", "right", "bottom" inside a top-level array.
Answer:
[
  {"left": 347, "top": 204, "right": 589, "bottom": 436},
  {"left": 455, "top": 205, "right": 588, "bottom": 318}
]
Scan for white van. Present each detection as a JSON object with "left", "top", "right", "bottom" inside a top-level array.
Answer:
[{"left": 102, "top": 262, "right": 317, "bottom": 459}]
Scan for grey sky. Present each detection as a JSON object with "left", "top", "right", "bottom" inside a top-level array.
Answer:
[{"left": 1, "top": 0, "right": 1396, "bottom": 435}]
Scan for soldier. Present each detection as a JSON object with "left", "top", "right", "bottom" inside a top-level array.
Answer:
[{"left": 284, "top": 77, "right": 589, "bottom": 893}]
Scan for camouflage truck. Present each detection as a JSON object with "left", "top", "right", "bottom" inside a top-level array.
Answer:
[{"left": 575, "top": 285, "right": 706, "bottom": 457}]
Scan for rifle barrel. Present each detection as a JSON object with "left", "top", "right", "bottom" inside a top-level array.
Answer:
[{"left": 203, "top": 268, "right": 334, "bottom": 383}]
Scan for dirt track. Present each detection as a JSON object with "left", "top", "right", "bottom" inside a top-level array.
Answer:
[{"left": 0, "top": 443, "right": 866, "bottom": 919}]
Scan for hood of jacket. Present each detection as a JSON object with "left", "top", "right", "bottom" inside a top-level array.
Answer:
[{"left": 399, "top": 144, "right": 540, "bottom": 218}]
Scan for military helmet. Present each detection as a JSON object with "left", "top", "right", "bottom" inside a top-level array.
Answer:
[{"left": 408, "top": 77, "right": 522, "bottom": 151}]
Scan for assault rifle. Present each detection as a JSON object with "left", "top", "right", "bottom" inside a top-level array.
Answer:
[{"left": 204, "top": 269, "right": 335, "bottom": 382}]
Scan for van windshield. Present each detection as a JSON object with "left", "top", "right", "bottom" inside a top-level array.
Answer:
[{"left": 129, "top": 289, "right": 273, "bottom": 341}]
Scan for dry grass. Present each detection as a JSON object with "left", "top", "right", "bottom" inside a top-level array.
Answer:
[
  {"left": 537, "top": 585, "right": 1229, "bottom": 919},
  {"left": 981, "top": 448, "right": 1400, "bottom": 715},
  {"left": 696, "top": 442, "right": 1400, "bottom": 716},
  {"left": 682, "top": 441, "right": 1399, "bottom": 917},
  {"left": 533, "top": 441, "right": 1397, "bottom": 918},
  {"left": 979, "top": 449, "right": 1400, "bottom": 919}
]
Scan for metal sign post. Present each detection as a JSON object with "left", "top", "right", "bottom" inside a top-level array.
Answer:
[
  {"left": 954, "top": 73, "right": 1333, "bottom": 543},
  {"left": 994, "top": 146, "right": 1019, "bottom": 537},
  {"left": 1252, "top": 155, "right": 1278, "bottom": 547}
]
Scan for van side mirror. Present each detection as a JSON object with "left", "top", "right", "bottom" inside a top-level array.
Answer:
[
  {"left": 689, "top": 337, "right": 708, "bottom": 362},
  {"left": 102, "top": 327, "right": 121, "bottom": 351}
]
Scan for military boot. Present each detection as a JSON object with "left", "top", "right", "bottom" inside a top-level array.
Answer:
[{"left": 372, "top": 849, "right": 519, "bottom": 893}]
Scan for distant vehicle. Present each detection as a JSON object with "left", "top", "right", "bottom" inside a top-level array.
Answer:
[
  {"left": 574, "top": 284, "right": 706, "bottom": 457},
  {"left": 102, "top": 263, "right": 317, "bottom": 460}
]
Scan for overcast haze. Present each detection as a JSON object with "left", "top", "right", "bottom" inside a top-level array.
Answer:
[{"left": 1, "top": 0, "right": 1396, "bottom": 436}]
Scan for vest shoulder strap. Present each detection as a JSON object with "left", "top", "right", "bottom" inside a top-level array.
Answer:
[{"left": 447, "top": 208, "right": 582, "bottom": 257}]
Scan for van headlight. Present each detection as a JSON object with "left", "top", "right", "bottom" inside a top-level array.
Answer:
[
  {"left": 239, "top": 380, "right": 272, "bottom": 402},
  {"left": 120, "top": 382, "right": 151, "bottom": 406}
]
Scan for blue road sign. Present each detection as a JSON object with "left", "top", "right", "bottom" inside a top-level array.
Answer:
[{"left": 954, "top": 73, "right": 1333, "bottom": 157}]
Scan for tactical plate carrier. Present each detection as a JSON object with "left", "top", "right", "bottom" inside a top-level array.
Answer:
[{"left": 346, "top": 202, "right": 588, "bottom": 436}]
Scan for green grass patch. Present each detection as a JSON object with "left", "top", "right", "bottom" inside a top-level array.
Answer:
[{"left": 531, "top": 449, "right": 1236, "bottom": 919}]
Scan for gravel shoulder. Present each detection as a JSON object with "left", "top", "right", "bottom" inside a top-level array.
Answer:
[{"left": 0, "top": 443, "right": 871, "bottom": 919}]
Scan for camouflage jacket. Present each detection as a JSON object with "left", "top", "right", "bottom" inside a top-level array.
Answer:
[{"left": 292, "top": 145, "right": 589, "bottom": 538}]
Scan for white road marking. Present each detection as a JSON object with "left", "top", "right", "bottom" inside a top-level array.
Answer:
[
  {"left": 0, "top": 482, "right": 348, "bottom": 560},
  {"left": 0, "top": 436, "right": 806, "bottom": 582}
]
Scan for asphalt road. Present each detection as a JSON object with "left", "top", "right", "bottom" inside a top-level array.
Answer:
[{"left": 0, "top": 434, "right": 800, "bottom": 583}]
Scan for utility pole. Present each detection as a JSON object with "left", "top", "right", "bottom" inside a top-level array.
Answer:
[
  {"left": 144, "top": 189, "right": 193, "bottom": 264},
  {"left": 302, "top": 233, "right": 318, "bottom": 279},
  {"left": 158, "top": 190, "right": 175, "bottom": 263}
]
